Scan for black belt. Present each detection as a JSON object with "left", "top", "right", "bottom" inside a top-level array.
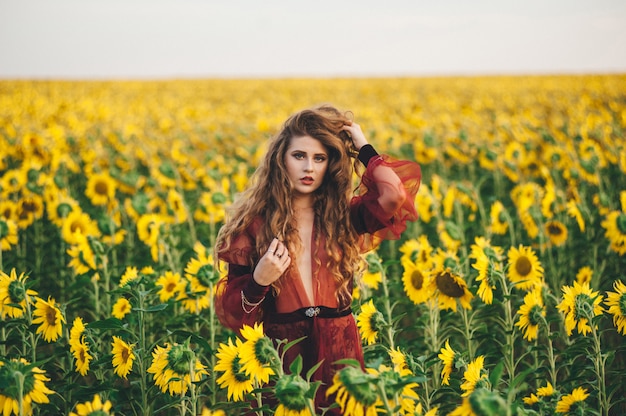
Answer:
[{"left": 266, "top": 306, "right": 352, "bottom": 324}]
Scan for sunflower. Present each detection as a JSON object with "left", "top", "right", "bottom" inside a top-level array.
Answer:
[
  {"left": 69, "top": 317, "right": 93, "bottom": 376},
  {"left": 402, "top": 260, "right": 433, "bottom": 305},
  {"left": 523, "top": 381, "right": 554, "bottom": 405},
  {"left": 214, "top": 337, "right": 255, "bottom": 401},
  {"left": 181, "top": 242, "right": 219, "bottom": 313},
  {"left": 155, "top": 271, "right": 185, "bottom": 302},
  {"left": 447, "top": 397, "right": 475, "bottom": 416},
  {"left": 0, "top": 217, "right": 18, "bottom": 251},
  {"left": 515, "top": 287, "right": 545, "bottom": 341},
  {"left": 555, "top": 387, "right": 589, "bottom": 413},
  {"left": 32, "top": 296, "right": 65, "bottom": 342},
  {"left": 0, "top": 268, "right": 37, "bottom": 319},
  {"left": 274, "top": 374, "right": 315, "bottom": 416},
  {"left": 544, "top": 220, "right": 568, "bottom": 247},
  {"left": 119, "top": 266, "right": 139, "bottom": 287},
  {"left": 557, "top": 281, "right": 604, "bottom": 336},
  {"left": 239, "top": 322, "right": 278, "bottom": 385},
  {"left": 432, "top": 268, "right": 473, "bottom": 312},
  {"left": 326, "top": 366, "right": 383, "bottom": 416},
  {"left": 166, "top": 189, "right": 188, "bottom": 224},
  {"left": 356, "top": 299, "right": 385, "bottom": 345},
  {"left": 61, "top": 210, "right": 100, "bottom": 245},
  {"left": 605, "top": 280, "right": 626, "bottom": 335},
  {"left": 111, "top": 298, "right": 132, "bottom": 319},
  {"left": 472, "top": 254, "right": 498, "bottom": 305},
  {"left": 0, "top": 168, "right": 26, "bottom": 196},
  {"left": 566, "top": 200, "right": 585, "bottom": 232},
  {"left": 361, "top": 253, "right": 383, "bottom": 290},
  {"left": 367, "top": 362, "right": 420, "bottom": 415},
  {"left": 147, "top": 343, "right": 208, "bottom": 395},
  {"left": 46, "top": 191, "right": 80, "bottom": 227},
  {"left": 111, "top": 336, "right": 135, "bottom": 378},
  {"left": 0, "top": 358, "right": 55, "bottom": 415},
  {"left": 519, "top": 209, "right": 540, "bottom": 239},
  {"left": 506, "top": 245, "right": 544, "bottom": 290},
  {"left": 137, "top": 213, "right": 166, "bottom": 261},
  {"left": 69, "top": 394, "right": 113, "bottom": 416},
  {"left": 438, "top": 340, "right": 456, "bottom": 386},
  {"left": 67, "top": 234, "right": 97, "bottom": 275},
  {"left": 575, "top": 266, "right": 593, "bottom": 286},
  {"left": 201, "top": 408, "right": 226, "bottom": 416},
  {"left": 85, "top": 171, "right": 117, "bottom": 206},
  {"left": 194, "top": 191, "right": 227, "bottom": 224},
  {"left": 600, "top": 209, "right": 626, "bottom": 256},
  {"left": 16, "top": 193, "right": 45, "bottom": 229},
  {"left": 437, "top": 220, "right": 462, "bottom": 252},
  {"left": 460, "top": 356, "right": 488, "bottom": 397},
  {"left": 399, "top": 235, "right": 434, "bottom": 270},
  {"left": 415, "top": 185, "right": 436, "bottom": 224}
]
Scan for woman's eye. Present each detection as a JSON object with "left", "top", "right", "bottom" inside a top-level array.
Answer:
[
  {"left": 293, "top": 153, "right": 304, "bottom": 159},
  {"left": 314, "top": 156, "right": 326, "bottom": 162}
]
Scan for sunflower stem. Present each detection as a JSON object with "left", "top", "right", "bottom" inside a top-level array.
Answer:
[
  {"left": 379, "top": 261, "right": 395, "bottom": 350},
  {"left": 460, "top": 307, "right": 474, "bottom": 359},
  {"left": 591, "top": 318, "right": 608, "bottom": 416},
  {"left": 539, "top": 314, "right": 557, "bottom": 388}
]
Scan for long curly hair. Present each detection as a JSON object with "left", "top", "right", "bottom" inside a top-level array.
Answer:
[{"left": 215, "top": 104, "right": 363, "bottom": 303}]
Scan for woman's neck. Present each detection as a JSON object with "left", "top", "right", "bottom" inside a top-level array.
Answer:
[{"left": 292, "top": 196, "right": 315, "bottom": 211}]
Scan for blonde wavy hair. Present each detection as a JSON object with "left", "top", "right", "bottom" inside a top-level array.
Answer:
[{"left": 215, "top": 104, "right": 363, "bottom": 303}]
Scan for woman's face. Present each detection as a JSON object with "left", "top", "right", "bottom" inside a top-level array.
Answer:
[{"left": 284, "top": 135, "right": 329, "bottom": 198}]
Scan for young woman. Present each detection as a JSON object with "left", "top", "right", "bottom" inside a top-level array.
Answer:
[{"left": 214, "top": 104, "right": 421, "bottom": 412}]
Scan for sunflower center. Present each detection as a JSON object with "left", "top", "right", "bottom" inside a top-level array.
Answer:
[
  {"left": 45, "top": 305, "right": 57, "bottom": 325},
  {"left": 70, "top": 221, "right": 85, "bottom": 234},
  {"left": 121, "top": 347, "right": 130, "bottom": 361},
  {"left": 515, "top": 256, "right": 532, "bottom": 277},
  {"left": 436, "top": 271, "right": 465, "bottom": 298},
  {"left": 21, "top": 200, "right": 38, "bottom": 213},
  {"left": 410, "top": 270, "right": 424, "bottom": 290},
  {"left": 547, "top": 223, "right": 563, "bottom": 236},
  {"left": 166, "top": 282, "right": 177, "bottom": 292},
  {"left": 616, "top": 213, "right": 626, "bottom": 235}
]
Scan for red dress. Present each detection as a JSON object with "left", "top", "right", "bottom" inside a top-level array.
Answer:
[{"left": 215, "top": 154, "right": 421, "bottom": 413}]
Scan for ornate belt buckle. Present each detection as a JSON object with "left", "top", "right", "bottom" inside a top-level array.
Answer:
[{"left": 305, "top": 307, "right": 320, "bottom": 318}]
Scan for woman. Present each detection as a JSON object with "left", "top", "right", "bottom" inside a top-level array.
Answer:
[{"left": 214, "top": 104, "right": 421, "bottom": 412}]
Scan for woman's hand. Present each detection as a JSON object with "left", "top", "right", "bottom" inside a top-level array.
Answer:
[
  {"left": 342, "top": 121, "right": 368, "bottom": 151},
  {"left": 253, "top": 237, "right": 291, "bottom": 286}
]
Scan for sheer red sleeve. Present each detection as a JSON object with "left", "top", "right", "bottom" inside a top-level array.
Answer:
[
  {"left": 350, "top": 154, "right": 421, "bottom": 250},
  {"left": 214, "top": 224, "right": 270, "bottom": 333}
]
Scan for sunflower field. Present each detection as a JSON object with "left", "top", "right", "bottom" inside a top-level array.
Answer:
[{"left": 1, "top": 75, "right": 625, "bottom": 416}]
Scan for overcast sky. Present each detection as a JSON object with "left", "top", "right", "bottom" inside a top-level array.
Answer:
[{"left": 1, "top": 0, "right": 625, "bottom": 79}]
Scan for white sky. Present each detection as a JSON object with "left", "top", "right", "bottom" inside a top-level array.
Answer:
[{"left": 1, "top": 0, "right": 625, "bottom": 79}]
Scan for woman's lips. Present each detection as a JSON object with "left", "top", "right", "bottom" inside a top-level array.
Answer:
[{"left": 300, "top": 176, "right": 314, "bottom": 185}]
